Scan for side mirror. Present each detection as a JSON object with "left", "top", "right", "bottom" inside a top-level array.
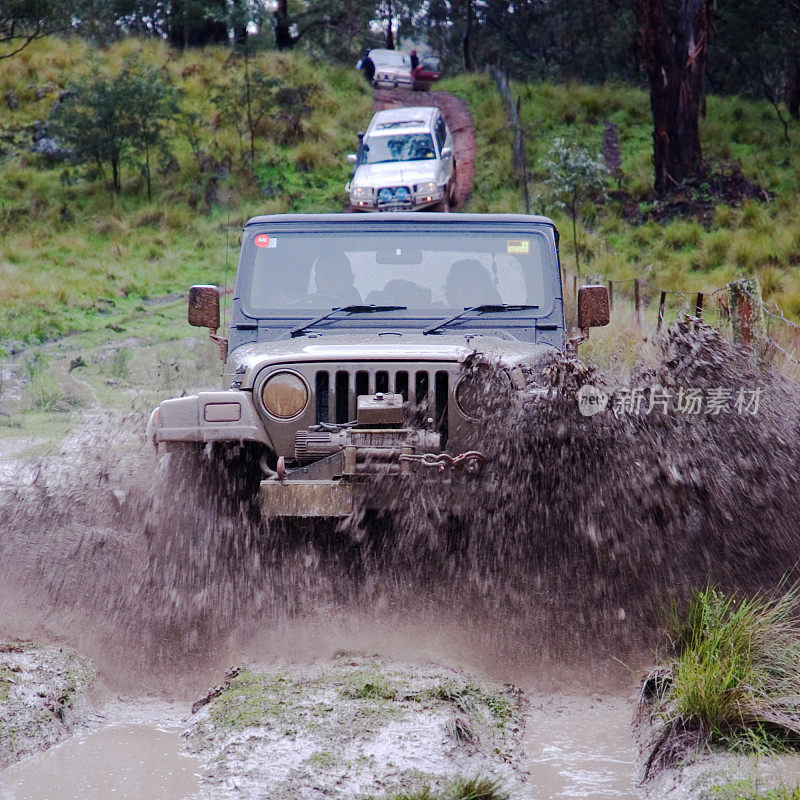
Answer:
[
  {"left": 440, "top": 147, "right": 453, "bottom": 159},
  {"left": 347, "top": 153, "right": 357, "bottom": 166},
  {"left": 577, "top": 284, "right": 610, "bottom": 329},
  {"left": 188, "top": 284, "right": 220, "bottom": 331}
]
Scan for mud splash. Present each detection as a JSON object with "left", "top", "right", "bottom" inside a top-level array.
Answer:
[{"left": 2, "top": 322, "right": 800, "bottom": 689}]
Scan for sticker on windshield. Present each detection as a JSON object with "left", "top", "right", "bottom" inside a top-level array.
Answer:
[
  {"left": 254, "top": 234, "right": 276, "bottom": 249},
  {"left": 507, "top": 239, "right": 530, "bottom": 255}
]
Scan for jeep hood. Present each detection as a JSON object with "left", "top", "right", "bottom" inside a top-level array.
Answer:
[
  {"left": 231, "top": 334, "right": 557, "bottom": 390},
  {"left": 351, "top": 160, "right": 439, "bottom": 188}
]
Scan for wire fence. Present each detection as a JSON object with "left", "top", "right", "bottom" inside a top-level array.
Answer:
[{"left": 561, "top": 266, "right": 800, "bottom": 380}]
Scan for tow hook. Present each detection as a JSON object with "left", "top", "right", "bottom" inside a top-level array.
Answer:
[{"left": 399, "top": 451, "right": 485, "bottom": 475}]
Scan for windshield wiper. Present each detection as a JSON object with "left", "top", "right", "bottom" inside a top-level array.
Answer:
[
  {"left": 290, "top": 305, "right": 406, "bottom": 338},
  {"left": 422, "top": 304, "right": 539, "bottom": 335}
]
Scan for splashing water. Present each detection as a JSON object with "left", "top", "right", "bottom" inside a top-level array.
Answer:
[{"left": 2, "top": 322, "right": 799, "bottom": 690}]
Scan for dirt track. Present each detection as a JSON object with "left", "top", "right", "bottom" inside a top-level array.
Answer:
[{"left": 374, "top": 88, "right": 475, "bottom": 208}]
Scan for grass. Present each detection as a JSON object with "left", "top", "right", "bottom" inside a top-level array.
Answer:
[
  {"left": 638, "top": 585, "right": 800, "bottom": 776},
  {"left": 444, "top": 74, "right": 800, "bottom": 319},
  {"left": 0, "top": 37, "right": 372, "bottom": 345},
  {"left": 3, "top": 38, "right": 800, "bottom": 354},
  {"left": 369, "top": 776, "right": 509, "bottom": 800},
  {"left": 342, "top": 671, "right": 401, "bottom": 701},
  {"left": 417, "top": 682, "right": 515, "bottom": 726},
  {"left": 709, "top": 779, "right": 800, "bottom": 800}
]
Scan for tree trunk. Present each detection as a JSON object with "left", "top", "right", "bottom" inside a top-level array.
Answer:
[
  {"left": 636, "top": 0, "right": 716, "bottom": 197},
  {"left": 788, "top": 54, "right": 800, "bottom": 120},
  {"left": 274, "top": 0, "right": 296, "bottom": 50},
  {"left": 385, "top": 1, "right": 395, "bottom": 49},
  {"left": 463, "top": 0, "right": 474, "bottom": 71}
]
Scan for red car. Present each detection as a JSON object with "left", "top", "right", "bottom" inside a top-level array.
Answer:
[{"left": 412, "top": 56, "right": 441, "bottom": 92}]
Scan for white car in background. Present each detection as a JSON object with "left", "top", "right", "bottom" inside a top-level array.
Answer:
[
  {"left": 346, "top": 106, "right": 457, "bottom": 212},
  {"left": 369, "top": 49, "right": 413, "bottom": 89}
]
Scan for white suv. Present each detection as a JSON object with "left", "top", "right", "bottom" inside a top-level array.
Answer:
[{"left": 346, "top": 106, "right": 457, "bottom": 212}]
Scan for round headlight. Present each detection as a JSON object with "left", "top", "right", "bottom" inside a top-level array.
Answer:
[
  {"left": 395, "top": 186, "right": 409, "bottom": 201},
  {"left": 378, "top": 188, "right": 393, "bottom": 203},
  {"left": 260, "top": 371, "right": 309, "bottom": 420},
  {"left": 455, "top": 363, "right": 512, "bottom": 420}
]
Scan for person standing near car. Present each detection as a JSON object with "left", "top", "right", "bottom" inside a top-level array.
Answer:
[
  {"left": 358, "top": 50, "right": 375, "bottom": 85},
  {"left": 410, "top": 49, "right": 420, "bottom": 70}
]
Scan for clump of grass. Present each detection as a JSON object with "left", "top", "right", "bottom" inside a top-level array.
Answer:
[
  {"left": 419, "top": 682, "right": 514, "bottom": 724},
  {"left": 107, "top": 347, "right": 132, "bottom": 381},
  {"left": 23, "top": 355, "right": 82, "bottom": 412},
  {"left": 638, "top": 585, "right": 800, "bottom": 778},
  {"left": 342, "top": 672, "right": 399, "bottom": 701},
  {"left": 371, "top": 775, "right": 508, "bottom": 800}
]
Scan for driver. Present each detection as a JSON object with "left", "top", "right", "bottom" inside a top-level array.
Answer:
[
  {"left": 445, "top": 259, "right": 502, "bottom": 308},
  {"left": 310, "top": 253, "right": 362, "bottom": 306}
]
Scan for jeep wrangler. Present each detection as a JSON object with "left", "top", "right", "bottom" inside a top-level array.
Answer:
[{"left": 146, "top": 213, "right": 609, "bottom": 517}]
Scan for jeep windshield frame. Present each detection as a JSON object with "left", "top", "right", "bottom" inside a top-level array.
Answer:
[{"left": 231, "top": 215, "right": 563, "bottom": 343}]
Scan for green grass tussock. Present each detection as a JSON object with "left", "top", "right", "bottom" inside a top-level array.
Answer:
[
  {"left": 371, "top": 775, "right": 509, "bottom": 800},
  {"left": 638, "top": 585, "right": 800, "bottom": 777}
]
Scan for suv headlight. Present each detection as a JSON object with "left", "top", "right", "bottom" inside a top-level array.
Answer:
[
  {"left": 351, "top": 186, "right": 374, "bottom": 199},
  {"left": 415, "top": 181, "right": 437, "bottom": 194},
  {"left": 455, "top": 364, "right": 512, "bottom": 420},
  {"left": 259, "top": 370, "right": 309, "bottom": 420}
]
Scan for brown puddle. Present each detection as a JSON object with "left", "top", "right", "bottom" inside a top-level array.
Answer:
[
  {"left": 522, "top": 695, "right": 638, "bottom": 799},
  {"left": 0, "top": 721, "right": 200, "bottom": 800}
]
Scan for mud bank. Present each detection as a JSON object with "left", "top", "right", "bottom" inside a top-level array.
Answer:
[
  {"left": 186, "top": 654, "right": 527, "bottom": 799},
  {"left": 0, "top": 640, "right": 94, "bottom": 768},
  {"left": 639, "top": 750, "right": 800, "bottom": 800}
]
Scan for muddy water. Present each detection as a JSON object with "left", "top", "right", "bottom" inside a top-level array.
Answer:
[
  {"left": 0, "top": 707, "right": 200, "bottom": 800},
  {"left": 522, "top": 695, "right": 638, "bottom": 799}
]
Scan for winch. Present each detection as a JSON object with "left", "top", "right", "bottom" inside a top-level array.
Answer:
[{"left": 295, "top": 392, "right": 440, "bottom": 463}]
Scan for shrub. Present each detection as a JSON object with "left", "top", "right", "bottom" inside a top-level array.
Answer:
[{"left": 638, "top": 585, "right": 800, "bottom": 779}]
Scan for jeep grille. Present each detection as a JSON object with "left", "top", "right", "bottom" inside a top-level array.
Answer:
[{"left": 314, "top": 367, "right": 450, "bottom": 439}]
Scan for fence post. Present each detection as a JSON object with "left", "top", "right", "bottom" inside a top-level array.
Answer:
[
  {"left": 634, "top": 278, "right": 641, "bottom": 328},
  {"left": 608, "top": 280, "right": 614, "bottom": 310},
  {"left": 695, "top": 292, "right": 704, "bottom": 319},
  {"left": 573, "top": 274, "right": 578, "bottom": 299},
  {"left": 728, "top": 278, "right": 766, "bottom": 350},
  {"left": 657, "top": 290, "right": 666, "bottom": 332},
  {"left": 516, "top": 96, "right": 531, "bottom": 214}
]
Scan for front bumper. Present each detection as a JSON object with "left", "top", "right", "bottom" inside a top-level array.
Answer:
[
  {"left": 258, "top": 446, "right": 485, "bottom": 517},
  {"left": 373, "top": 78, "right": 413, "bottom": 89},
  {"left": 348, "top": 192, "right": 444, "bottom": 212}
]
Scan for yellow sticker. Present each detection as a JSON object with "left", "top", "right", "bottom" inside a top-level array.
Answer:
[{"left": 507, "top": 239, "right": 530, "bottom": 255}]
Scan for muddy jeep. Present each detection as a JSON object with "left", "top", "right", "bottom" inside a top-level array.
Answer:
[{"left": 147, "top": 213, "right": 609, "bottom": 518}]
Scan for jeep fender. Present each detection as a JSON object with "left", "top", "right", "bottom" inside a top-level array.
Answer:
[{"left": 147, "top": 390, "right": 273, "bottom": 450}]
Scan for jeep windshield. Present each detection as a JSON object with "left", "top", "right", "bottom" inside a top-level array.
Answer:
[
  {"left": 241, "top": 227, "right": 552, "bottom": 329},
  {"left": 362, "top": 133, "right": 436, "bottom": 164}
]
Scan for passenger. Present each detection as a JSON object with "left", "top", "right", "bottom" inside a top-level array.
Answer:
[
  {"left": 310, "top": 253, "right": 362, "bottom": 306},
  {"left": 359, "top": 50, "right": 375, "bottom": 85},
  {"left": 445, "top": 259, "right": 502, "bottom": 308},
  {"left": 364, "top": 279, "right": 432, "bottom": 307}
]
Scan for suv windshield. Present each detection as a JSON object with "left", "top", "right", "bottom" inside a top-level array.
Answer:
[
  {"left": 242, "top": 228, "right": 551, "bottom": 322},
  {"left": 363, "top": 133, "right": 436, "bottom": 164}
]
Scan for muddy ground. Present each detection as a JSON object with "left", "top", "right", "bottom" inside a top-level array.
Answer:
[{"left": 0, "top": 640, "right": 94, "bottom": 769}]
